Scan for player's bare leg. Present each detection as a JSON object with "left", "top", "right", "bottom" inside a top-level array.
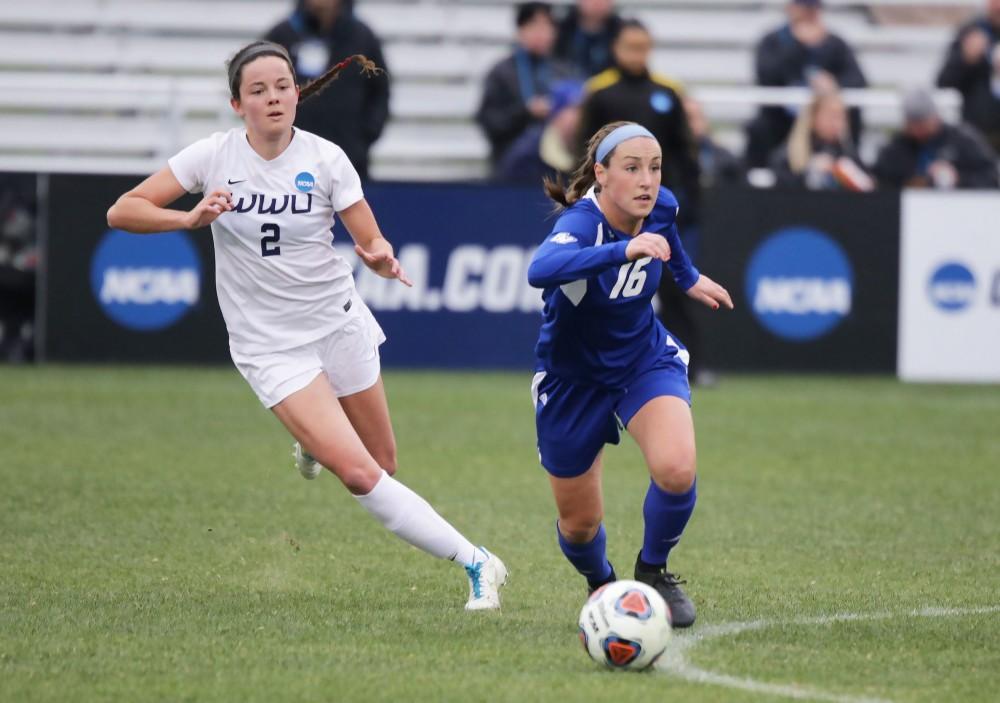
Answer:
[
  {"left": 339, "top": 375, "right": 398, "bottom": 475},
  {"left": 549, "top": 453, "right": 617, "bottom": 593},
  {"left": 626, "top": 395, "right": 698, "bottom": 627},
  {"left": 273, "top": 373, "right": 382, "bottom": 493},
  {"left": 273, "top": 374, "right": 506, "bottom": 609}
]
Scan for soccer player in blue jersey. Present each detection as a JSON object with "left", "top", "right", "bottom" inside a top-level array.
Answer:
[{"left": 527, "top": 121, "right": 733, "bottom": 627}]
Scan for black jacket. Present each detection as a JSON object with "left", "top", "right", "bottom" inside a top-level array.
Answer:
[
  {"left": 554, "top": 7, "right": 623, "bottom": 79},
  {"left": 265, "top": 6, "right": 389, "bottom": 180},
  {"left": 746, "top": 24, "right": 867, "bottom": 166},
  {"left": 873, "top": 123, "right": 999, "bottom": 190},
  {"left": 578, "top": 68, "right": 701, "bottom": 224},
  {"left": 936, "top": 17, "right": 1000, "bottom": 153},
  {"left": 475, "top": 50, "right": 574, "bottom": 168}
]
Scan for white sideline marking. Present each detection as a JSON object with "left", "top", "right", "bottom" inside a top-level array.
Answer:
[{"left": 657, "top": 605, "right": 1000, "bottom": 703}]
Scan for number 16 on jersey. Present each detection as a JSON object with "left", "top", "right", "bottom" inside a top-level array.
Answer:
[{"left": 609, "top": 258, "right": 650, "bottom": 299}]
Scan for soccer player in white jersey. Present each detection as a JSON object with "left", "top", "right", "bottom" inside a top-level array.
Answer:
[{"left": 106, "top": 41, "right": 507, "bottom": 611}]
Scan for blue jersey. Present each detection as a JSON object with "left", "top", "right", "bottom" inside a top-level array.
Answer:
[{"left": 527, "top": 186, "right": 699, "bottom": 389}]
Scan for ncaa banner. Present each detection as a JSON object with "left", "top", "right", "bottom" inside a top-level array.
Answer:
[
  {"left": 699, "top": 188, "right": 900, "bottom": 372},
  {"left": 45, "top": 175, "right": 228, "bottom": 363},
  {"left": 335, "top": 182, "right": 552, "bottom": 368},
  {"left": 43, "top": 176, "right": 553, "bottom": 367},
  {"left": 898, "top": 191, "right": 1000, "bottom": 382}
]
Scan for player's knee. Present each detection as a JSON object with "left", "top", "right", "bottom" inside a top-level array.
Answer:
[
  {"left": 650, "top": 454, "right": 696, "bottom": 494},
  {"left": 311, "top": 446, "right": 382, "bottom": 494},
  {"left": 373, "top": 443, "right": 398, "bottom": 475},
  {"left": 336, "top": 463, "right": 383, "bottom": 495},
  {"left": 559, "top": 514, "right": 603, "bottom": 544}
]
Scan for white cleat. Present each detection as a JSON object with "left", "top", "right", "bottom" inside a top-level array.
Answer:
[
  {"left": 292, "top": 442, "right": 322, "bottom": 480},
  {"left": 464, "top": 548, "right": 508, "bottom": 611}
]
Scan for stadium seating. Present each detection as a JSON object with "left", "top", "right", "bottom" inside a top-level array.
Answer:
[{"left": 0, "top": 0, "right": 977, "bottom": 180}]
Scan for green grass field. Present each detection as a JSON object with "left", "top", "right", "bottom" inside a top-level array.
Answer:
[{"left": 1, "top": 367, "right": 998, "bottom": 702}]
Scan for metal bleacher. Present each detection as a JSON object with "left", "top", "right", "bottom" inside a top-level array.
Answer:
[{"left": 0, "top": 0, "right": 979, "bottom": 181}]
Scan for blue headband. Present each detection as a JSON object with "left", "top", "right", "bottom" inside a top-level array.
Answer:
[{"left": 595, "top": 124, "right": 656, "bottom": 163}]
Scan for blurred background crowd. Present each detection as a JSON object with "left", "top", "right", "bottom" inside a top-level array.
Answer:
[{"left": 3, "top": 0, "right": 1000, "bottom": 366}]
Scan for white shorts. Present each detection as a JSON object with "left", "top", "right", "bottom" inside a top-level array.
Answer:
[{"left": 231, "top": 298, "right": 387, "bottom": 408}]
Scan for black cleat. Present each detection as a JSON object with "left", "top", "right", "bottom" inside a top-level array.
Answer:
[
  {"left": 587, "top": 564, "right": 617, "bottom": 596},
  {"left": 633, "top": 553, "right": 696, "bottom": 628}
]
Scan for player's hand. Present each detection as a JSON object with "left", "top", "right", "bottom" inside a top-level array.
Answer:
[
  {"left": 686, "top": 274, "right": 733, "bottom": 311},
  {"left": 626, "top": 232, "right": 671, "bottom": 262},
  {"left": 355, "top": 239, "right": 413, "bottom": 287},
  {"left": 186, "top": 190, "right": 233, "bottom": 229}
]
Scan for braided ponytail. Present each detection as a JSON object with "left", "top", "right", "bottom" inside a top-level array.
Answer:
[{"left": 299, "top": 55, "right": 384, "bottom": 104}]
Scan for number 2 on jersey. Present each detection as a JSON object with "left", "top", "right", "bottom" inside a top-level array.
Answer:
[
  {"left": 260, "top": 223, "right": 280, "bottom": 257},
  {"left": 609, "top": 258, "right": 650, "bottom": 299}
]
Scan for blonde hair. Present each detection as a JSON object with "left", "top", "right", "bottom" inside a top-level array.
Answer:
[
  {"left": 787, "top": 91, "right": 848, "bottom": 174},
  {"left": 543, "top": 121, "right": 635, "bottom": 208}
]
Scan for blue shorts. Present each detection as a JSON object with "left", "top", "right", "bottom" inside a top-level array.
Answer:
[{"left": 531, "top": 350, "right": 691, "bottom": 479}]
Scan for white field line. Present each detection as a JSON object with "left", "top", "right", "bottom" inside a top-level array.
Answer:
[{"left": 657, "top": 605, "right": 1000, "bottom": 703}]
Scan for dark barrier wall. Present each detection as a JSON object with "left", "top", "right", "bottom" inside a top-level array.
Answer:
[
  {"left": 698, "top": 188, "right": 900, "bottom": 372},
  {"left": 336, "top": 183, "right": 553, "bottom": 368},
  {"left": 46, "top": 175, "right": 229, "bottom": 363},
  {"left": 43, "top": 176, "right": 554, "bottom": 367},
  {"left": 43, "top": 176, "right": 901, "bottom": 371}
]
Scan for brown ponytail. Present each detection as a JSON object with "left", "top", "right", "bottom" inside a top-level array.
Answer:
[
  {"left": 227, "top": 41, "right": 383, "bottom": 103},
  {"left": 543, "top": 121, "right": 635, "bottom": 209},
  {"left": 299, "top": 55, "right": 384, "bottom": 104}
]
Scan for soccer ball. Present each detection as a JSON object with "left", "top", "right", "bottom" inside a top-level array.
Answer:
[{"left": 577, "top": 580, "right": 672, "bottom": 671}]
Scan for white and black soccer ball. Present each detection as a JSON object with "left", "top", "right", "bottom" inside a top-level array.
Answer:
[{"left": 577, "top": 580, "right": 672, "bottom": 671}]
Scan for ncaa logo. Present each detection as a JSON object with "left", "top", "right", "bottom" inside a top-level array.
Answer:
[
  {"left": 745, "top": 227, "right": 853, "bottom": 341},
  {"left": 927, "top": 262, "right": 975, "bottom": 312},
  {"left": 295, "top": 171, "right": 315, "bottom": 192},
  {"left": 90, "top": 229, "right": 201, "bottom": 331}
]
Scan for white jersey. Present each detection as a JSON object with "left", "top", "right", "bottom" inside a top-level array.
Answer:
[{"left": 168, "top": 127, "right": 363, "bottom": 355}]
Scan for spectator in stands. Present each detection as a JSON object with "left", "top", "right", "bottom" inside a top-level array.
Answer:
[
  {"left": 745, "top": 0, "right": 867, "bottom": 168},
  {"left": 477, "top": 3, "right": 574, "bottom": 175},
  {"left": 554, "top": 0, "right": 623, "bottom": 79},
  {"left": 874, "top": 88, "right": 999, "bottom": 190},
  {"left": 936, "top": 0, "right": 1000, "bottom": 153},
  {"left": 770, "top": 91, "right": 873, "bottom": 191},
  {"left": 578, "top": 19, "right": 699, "bottom": 227},
  {"left": 684, "top": 97, "right": 744, "bottom": 188},
  {"left": 497, "top": 80, "right": 584, "bottom": 184},
  {"left": 265, "top": 0, "right": 389, "bottom": 180}
]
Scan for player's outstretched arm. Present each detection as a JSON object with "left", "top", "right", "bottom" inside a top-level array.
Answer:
[
  {"left": 107, "top": 167, "right": 233, "bottom": 234},
  {"left": 339, "top": 198, "right": 412, "bottom": 287},
  {"left": 686, "top": 274, "right": 734, "bottom": 311}
]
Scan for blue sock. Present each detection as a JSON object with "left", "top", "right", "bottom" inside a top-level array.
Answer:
[
  {"left": 640, "top": 479, "right": 697, "bottom": 568},
  {"left": 557, "top": 522, "right": 613, "bottom": 588}
]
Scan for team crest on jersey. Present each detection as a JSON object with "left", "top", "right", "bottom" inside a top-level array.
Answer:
[
  {"left": 551, "top": 232, "right": 577, "bottom": 244},
  {"left": 295, "top": 171, "right": 316, "bottom": 193}
]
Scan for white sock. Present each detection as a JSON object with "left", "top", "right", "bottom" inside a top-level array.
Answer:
[{"left": 354, "top": 470, "right": 484, "bottom": 566}]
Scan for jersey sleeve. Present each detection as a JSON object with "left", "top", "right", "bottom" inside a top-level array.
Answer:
[
  {"left": 650, "top": 187, "right": 700, "bottom": 290},
  {"left": 167, "top": 135, "right": 216, "bottom": 194},
  {"left": 664, "top": 222, "right": 700, "bottom": 291},
  {"left": 527, "top": 210, "right": 630, "bottom": 288},
  {"left": 327, "top": 144, "right": 364, "bottom": 212}
]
